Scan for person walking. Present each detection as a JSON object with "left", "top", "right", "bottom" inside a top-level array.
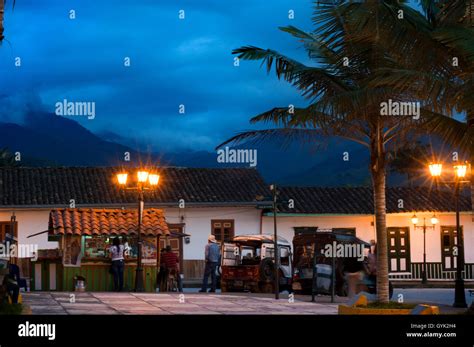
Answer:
[
  {"left": 199, "top": 235, "right": 220, "bottom": 293},
  {"left": 109, "top": 237, "right": 125, "bottom": 292},
  {"left": 343, "top": 252, "right": 365, "bottom": 298}
]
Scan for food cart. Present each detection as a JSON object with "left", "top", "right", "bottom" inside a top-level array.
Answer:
[{"left": 32, "top": 208, "right": 169, "bottom": 292}]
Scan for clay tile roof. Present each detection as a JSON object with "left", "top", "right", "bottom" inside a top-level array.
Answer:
[
  {"left": 276, "top": 186, "right": 471, "bottom": 214},
  {"left": 0, "top": 167, "right": 268, "bottom": 206},
  {"left": 49, "top": 208, "right": 170, "bottom": 236}
]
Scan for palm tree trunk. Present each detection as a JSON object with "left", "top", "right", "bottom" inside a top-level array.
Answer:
[
  {"left": 372, "top": 164, "right": 389, "bottom": 303},
  {"left": 370, "top": 121, "right": 389, "bottom": 303},
  {"left": 467, "top": 0, "right": 474, "bottom": 26},
  {"left": 0, "top": 0, "right": 5, "bottom": 41}
]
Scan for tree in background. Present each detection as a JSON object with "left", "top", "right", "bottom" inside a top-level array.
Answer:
[
  {"left": 0, "top": 0, "right": 15, "bottom": 43},
  {"left": 0, "top": 148, "right": 18, "bottom": 167},
  {"left": 389, "top": 141, "right": 430, "bottom": 185}
]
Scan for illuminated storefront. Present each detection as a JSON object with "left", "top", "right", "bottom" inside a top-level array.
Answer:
[{"left": 31, "top": 208, "right": 169, "bottom": 292}]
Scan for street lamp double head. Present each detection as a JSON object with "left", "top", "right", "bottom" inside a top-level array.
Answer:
[
  {"left": 429, "top": 162, "right": 469, "bottom": 180},
  {"left": 116, "top": 168, "right": 160, "bottom": 292},
  {"left": 411, "top": 213, "right": 438, "bottom": 285},
  {"left": 410, "top": 214, "right": 438, "bottom": 226},
  {"left": 117, "top": 171, "right": 160, "bottom": 188},
  {"left": 427, "top": 161, "right": 469, "bottom": 308}
]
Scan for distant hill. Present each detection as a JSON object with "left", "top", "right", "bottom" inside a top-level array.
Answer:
[
  {"left": 0, "top": 112, "right": 405, "bottom": 187},
  {"left": 0, "top": 113, "right": 138, "bottom": 166}
]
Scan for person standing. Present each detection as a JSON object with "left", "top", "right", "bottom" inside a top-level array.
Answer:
[
  {"left": 199, "top": 235, "right": 220, "bottom": 293},
  {"left": 3, "top": 261, "right": 20, "bottom": 304},
  {"left": 109, "top": 237, "right": 125, "bottom": 292},
  {"left": 157, "top": 248, "right": 166, "bottom": 292}
]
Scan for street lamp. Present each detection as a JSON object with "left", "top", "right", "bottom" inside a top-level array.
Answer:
[
  {"left": 411, "top": 214, "right": 437, "bottom": 284},
  {"left": 270, "top": 184, "right": 280, "bottom": 300},
  {"left": 428, "top": 161, "right": 468, "bottom": 308},
  {"left": 116, "top": 169, "right": 160, "bottom": 292}
]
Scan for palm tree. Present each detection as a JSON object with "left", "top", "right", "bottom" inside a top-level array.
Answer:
[
  {"left": 373, "top": 0, "right": 474, "bottom": 210},
  {"left": 0, "top": 1, "right": 5, "bottom": 42},
  {"left": 423, "top": 0, "right": 474, "bottom": 210},
  {"left": 219, "top": 1, "right": 437, "bottom": 303},
  {"left": 0, "top": 0, "right": 15, "bottom": 43},
  {"left": 0, "top": 148, "right": 17, "bottom": 167}
]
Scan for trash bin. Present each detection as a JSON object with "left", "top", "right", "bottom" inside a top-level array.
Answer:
[
  {"left": 73, "top": 275, "right": 86, "bottom": 292},
  {"left": 316, "top": 264, "right": 332, "bottom": 292}
]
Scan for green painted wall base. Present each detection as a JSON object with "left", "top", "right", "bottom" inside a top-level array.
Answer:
[
  {"left": 63, "top": 265, "right": 157, "bottom": 292},
  {"left": 32, "top": 261, "right": 157, "bottom": 292}
]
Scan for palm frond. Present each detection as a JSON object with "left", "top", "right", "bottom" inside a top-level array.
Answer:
[
  {"left": 421, "top": 109, "right": 472, "bottom": 154},
  {"left": 434, "top": 26, "right": 474, "bottom": 60},
  {"left": 232, "top": 46, "right": 352, "bottom": 101},
  {"left": 216, "top": 128, "right": 327, "bottom": 150}
]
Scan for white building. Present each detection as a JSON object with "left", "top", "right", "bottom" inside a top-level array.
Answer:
[
  {"left": 0, "top": 167, "right": 472, "bottom": 290},
  {"left": 262, "top": 187, "right": 474, "bottom": 282}
]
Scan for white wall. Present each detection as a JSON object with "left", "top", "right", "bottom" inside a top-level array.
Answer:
[
  {"left": 261, "top": 214, "right": 376, "bottom": 248},
  {"left": 388, "top": 213, "right": 474, "bottom": 264},
  {"left": 164, "top": 207, "right": 262, "bottom": 260},
  {"left": 0, "top": 207, "right": 262, "bottom": 261},
  {"left": 2, "top": 207, "right": 473, "bottom": 265},
  {"left": 0, "top": 209, "right": 57, "bottom": 258},
  {"left": 262, "top": 212, "right": 474, "bottom": 264}
]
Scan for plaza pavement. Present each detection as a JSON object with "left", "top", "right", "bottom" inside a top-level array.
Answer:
[
  {"left": 21, "top": 291, "right": 341, "bottom": 315},
  {"left": 20, "top": 288, "right": 473, "bottom": 315}
]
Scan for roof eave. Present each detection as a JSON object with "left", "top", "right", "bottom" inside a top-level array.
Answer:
[{"left": 0, "top": 201, "right": 271, "bottom": 210}]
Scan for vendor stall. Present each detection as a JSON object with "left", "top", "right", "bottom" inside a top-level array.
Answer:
[{"left": 32, "top": 208, "right": 169, "bottom": 292}]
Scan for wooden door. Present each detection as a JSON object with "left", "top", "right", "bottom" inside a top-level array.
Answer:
[
  {"left": 160, "top": 224, "right": 184, "bottom": 270},
  {"left": 387, "top": 227, "right": 410, "bottom": 272}
]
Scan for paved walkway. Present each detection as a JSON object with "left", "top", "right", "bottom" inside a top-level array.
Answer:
[{"left": 22, "top": 292, "right": 340, "bottom": 315}]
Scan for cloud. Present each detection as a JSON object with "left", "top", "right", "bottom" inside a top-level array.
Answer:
[{"left": 0, "top": 0, "right": 314, "bottom": 151}]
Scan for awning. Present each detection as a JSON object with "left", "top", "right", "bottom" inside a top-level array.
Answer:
[
  {"left": 48, "top": 208, "right": 170, "bottom": 237},
  {"left": 168, "top": 230, "right": 190, "bottom": 238}
]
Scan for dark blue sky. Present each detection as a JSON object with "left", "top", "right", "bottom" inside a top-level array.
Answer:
[
  {"left": 0, "top": 0, "right": 424, "bottom": 152},
  {"left": 0, "top": 0, "right": 319, "bottom": 151}
]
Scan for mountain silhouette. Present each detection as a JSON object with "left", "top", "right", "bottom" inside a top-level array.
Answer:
[{"left": 0, "top": 112, "right": 375, "bottom": 186}]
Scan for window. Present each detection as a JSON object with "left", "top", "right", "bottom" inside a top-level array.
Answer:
[
  {"left": 387, "top": 227, "right": 410, "bottom": 272},
  {"left": 441, "top": 226, "right": 463, "bottom": 270},
  {"left": 82, "top": 235, "right": 138, "bottom": 259},
  {"left": 333, "top": 228, "right": 356, "bottom": 236},
  {"left": 0, "top": 221, "right": 18, "bottom": 243},
  {"left": 280, "top": 247, "right": 291, "bottom": 266},
  {"left": 211, "top": 220, "right": 234, "bottom": 243},
  {"left": 159, "top": 224, "right": 184, "bottom": 268},
  {"left": 294, "top": 227, "right": 317, "bottom": 235},
  {"left": 82, "top": 235, "right": 109, "bottom": 259}
]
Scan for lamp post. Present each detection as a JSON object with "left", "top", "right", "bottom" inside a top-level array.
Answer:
[
  {"left": 116, "top": 170, "right": 160, "bottom": 292},
  {"left": 411, "top": 214, "right": 438, "bottom": 284},
  {"left": 428, "top": 162, "right": 468, "bottom": 308},
  {"left": 270, "top": 184, "right": 280, "bottom": 300}
]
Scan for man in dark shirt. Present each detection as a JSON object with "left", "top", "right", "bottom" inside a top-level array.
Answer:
[{"left": 160, "top": 246, "right": 182, "bottom": 292}]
